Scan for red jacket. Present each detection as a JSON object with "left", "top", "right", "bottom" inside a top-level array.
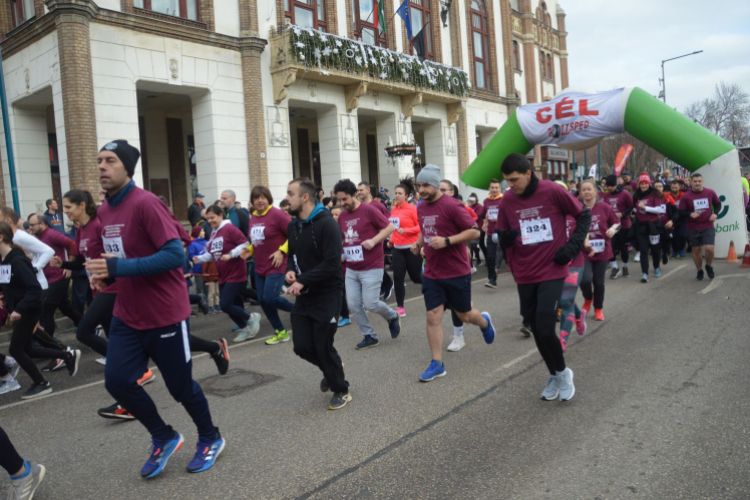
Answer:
[{"left": 389, "top": 202, "right": 420, "bottom": 247}]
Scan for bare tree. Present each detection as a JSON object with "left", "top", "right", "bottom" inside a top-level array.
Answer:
[{"left": 684, "top": 82, "right": 750, "bottom": 147}]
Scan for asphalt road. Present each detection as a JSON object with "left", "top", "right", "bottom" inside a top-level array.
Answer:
[{"left": 1, "top": 260, "right": 749, "bottom": 499}]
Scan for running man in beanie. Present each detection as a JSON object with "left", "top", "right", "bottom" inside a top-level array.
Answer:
[{"left": 85, "top": 140, "right": 224, "bottom": 478}]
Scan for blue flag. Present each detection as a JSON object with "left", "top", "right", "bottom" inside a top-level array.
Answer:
[{"left": 396, "top": 0, "right": 412, "bottom": 40}]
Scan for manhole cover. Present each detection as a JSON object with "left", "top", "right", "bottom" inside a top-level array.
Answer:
[{"left": 200, "top": 369, "right": 280, "bottom": 398}]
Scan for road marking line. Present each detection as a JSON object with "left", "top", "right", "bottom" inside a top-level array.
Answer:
[
  {"left": 0, "top": 334, "right": 274, "bottom": 412},
  {"left": 491, "top": 348, "right": 538, "bottom": 375},
  {"left": 660, "top": 264, "right": 687, "bottom": 280},
  {"left": 699, "top": 278, "right": 723, "bottom": 295}
]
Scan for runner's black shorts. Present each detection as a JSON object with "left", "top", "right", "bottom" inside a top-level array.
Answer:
[
  {"left": 422, "top": 274, "right": 472, "bottom": 313},
  {"left": 688, "top": 227, "right": 715, "bottom": 247}
]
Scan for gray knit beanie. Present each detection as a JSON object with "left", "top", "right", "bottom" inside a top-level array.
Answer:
[{"left": 417, "top": 164, "right": 441, "bottom": 188}]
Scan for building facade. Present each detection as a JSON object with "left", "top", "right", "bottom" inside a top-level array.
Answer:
[{"left": 0, "top": 0, "right": 569, "bottom": 220}]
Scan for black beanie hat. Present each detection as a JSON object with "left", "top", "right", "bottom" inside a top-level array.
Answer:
[
  {"left": 604, "top": 174, "right": 618, "bottom": 187},
  {"left": 100, "top": 140, "right": 140, "bottom": 178}
]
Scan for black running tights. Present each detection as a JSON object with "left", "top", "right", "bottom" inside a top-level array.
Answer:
[
  {"left": 516, "top": 279, "right": 566, "bottom": 375},
  {"left": 0, "top": 427, "right": 23, "bottom": 475},
  {"left": 8, "top": 309, "right": 51, "bottom": 386},
  {"left": 581, "top": 260, "right": 607, "bottom": 310},
  {"left": 391, "top": 247, "right": 422, "bottom": 307}
]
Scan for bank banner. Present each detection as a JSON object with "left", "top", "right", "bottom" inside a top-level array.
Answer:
[{"left": 516, "top": 89, "right": 626, "bottom": 145}]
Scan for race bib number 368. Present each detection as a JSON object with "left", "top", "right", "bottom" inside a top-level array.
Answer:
[{"left": 521, "top": 218, "right": 553, "bottom": 245}]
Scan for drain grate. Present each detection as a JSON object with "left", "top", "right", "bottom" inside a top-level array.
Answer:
[{"left": 200, "top": 369, "right": 280, "bottom": 398}]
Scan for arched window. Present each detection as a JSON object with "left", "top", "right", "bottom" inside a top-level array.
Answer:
[
  {"left": 353, "top": 0, "right": 387, "bottom": 46},
  {"left": 539, "top": 49, "right": 546, "bottom": 78},
  {"left": 285, "top": 0, "right": 327, "bottom": 31},
  {"left": 546, "top": 53, "right": 553, "bottom": 80},
  {"left": 409, "top": 0, "right": 434, "bottom": 60},
  {"left": 512, "top": 40, "right": 520, "bottom": 70},
  {"left": 471, "top": 0, "right": 491, "bottom": 89},
  {"left": 134, "top": 0, "right": 198, "bottom": 20}
]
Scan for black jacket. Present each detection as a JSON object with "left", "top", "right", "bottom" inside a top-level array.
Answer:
[
  {"left": 188, "top": 202, "right": 205, "bottom": 227},
  {"left": 0, "top": 247, "right": 43, "bottom": 314},
  {"left": 286, "top": 207, "right": 343, "bottom": 304}
]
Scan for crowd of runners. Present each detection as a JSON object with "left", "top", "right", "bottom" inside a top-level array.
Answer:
[{"left": 0, "top": 140, "right": 725, "bottom": 498}]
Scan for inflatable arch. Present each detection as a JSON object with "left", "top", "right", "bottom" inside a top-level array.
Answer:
[{"left": 461, "top": 87, "right": 746, "bottom": 257}]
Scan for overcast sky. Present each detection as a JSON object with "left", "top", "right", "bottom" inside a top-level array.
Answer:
[{"left": 565, "top": 0, "right": 750, "bottom": 114}]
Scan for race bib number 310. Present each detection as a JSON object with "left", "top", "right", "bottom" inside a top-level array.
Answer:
[
  {"left": 344, "top": 245, "right": 364, "bottom": 262},
  {"left": 521, "top": 218, "right": 553, "bottom": 245}
]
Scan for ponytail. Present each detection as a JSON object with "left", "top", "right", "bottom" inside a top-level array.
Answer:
[{"left": 63, "top": 189, "right": 97, "bottom": 219}]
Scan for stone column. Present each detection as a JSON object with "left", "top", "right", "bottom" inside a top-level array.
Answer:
[
  {"left": 240, "top": 36, "right": 268, "bottom": 188},
  {"left": 557, "top": 8, "right": 569, "bottom": 89},
  {"left": 47, "top": 0, "right": 100, "bottom": 195},
  {"left": 317, "top": 105, "right": 361, "bottom": 193}
]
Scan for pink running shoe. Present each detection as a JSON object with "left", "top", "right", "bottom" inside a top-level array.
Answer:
[
  {"left": 396, "top": 307, "right": 406, "bottom": 318},
  {"left": 575, "top": 315, "right": 587, "bottom": 336},
  {"left": 560, "top": 338, "right": 567, "bottom": 354}
]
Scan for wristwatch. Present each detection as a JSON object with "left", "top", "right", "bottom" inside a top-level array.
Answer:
[{"left": 444, "top": 237, "right": 451, "bottom": 246}]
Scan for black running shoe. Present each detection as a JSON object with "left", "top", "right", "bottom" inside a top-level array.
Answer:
[
  {"left": 320, "top": 378, "right": 330, "bottom": 393},
  {"left": 355, "top": 336, "right": 379, "bottom": 350},
  {"left": 697, "top": 269, "right": 704, "bottom": 281},
  {"left": 98, "top": 403, "right": 136, "bottom": 420},
  {"left": 328, "top": 392, "right": 351, "bottom": 410},
  {"left": 485, "top": 279, "right": 497, "bottom": 289},
  {"left": 41, "top": 358, "right": 64, "bottom": 372},
  {"left": 388, "top": 316, "right": 401, "bottom": 339},
  {"left": 622, "top": 268, "right": 630, "bottom": 278},
  {"left": 211, "top": 339, "right": 230, "bottom": 375},
  {"left": 65, "top": 349, "right": 81, "bottom": 377},
  {"left": 21, "top": 382, "right": 52, "bottom": 400},
  {"left": 610, "top": 268, "right": 620, "bottom": 279},
  {"left": 662, "top": 253, "right": 669, "bottom": 265},
  {"left": 198, "top": 294, "right": 209, "bottom": 315},
  {"left": 705, "top": 265, "right": 715, "bottom": 280},
  {"left": 520, "top": 323, "right": 532, "bottom": 337}
]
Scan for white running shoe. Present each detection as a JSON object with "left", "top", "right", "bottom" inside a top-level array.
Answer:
[
  {"left": 233, "top": 313, "right": 261, "bottom": 342},
  {"left": 0, "top": 378, "right": 20, "bottom": 394},
  {"left": 8, "top": 462, "right": 45, "bottom": 499},
  {"left": 4, "top": 356, "right": 19, "bottom": 379},
  {"left": 557, "top": 368, "right": 575, "bottom": 401},
  {"left": 447, "top": 336, "right": 465, "bottom": 352},
  {"left": 634, "top": 252, "right": 641, "bottom": 262},
  {"left": 541, "top": 374, "right": 560, "bottom": 401},
  {"left": 95, "top": 357, "right": 107, "bottom": 366}
]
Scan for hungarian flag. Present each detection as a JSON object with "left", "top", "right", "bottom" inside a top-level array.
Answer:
[{"left": 375, "top": 0, "right": 387, "bottom": 34}]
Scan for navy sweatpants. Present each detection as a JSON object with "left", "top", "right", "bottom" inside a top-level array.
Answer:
[{"left": 104, "top": 316, "right": 216, "bottom": 442}]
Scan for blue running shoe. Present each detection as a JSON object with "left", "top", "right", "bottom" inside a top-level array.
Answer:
[
  {"left": 654, "top": 267, "right": 661, "bottom": 278},
  {"left": 141, "top": 431, "right": 184, "bottom": 478},
  {"left": 419, "top": 360, "right": 446, "bottom": 382},
  {"left": 338, "top": 317, "right": 351, "bottom": 328},
  {"left": 480, "top": 312, "right": 495, "bottom": 344},
  {"left": 187, "top": 431, "right": 226, "bottom": 473},
  {"left": 388, "top": 316, "right": 401, "bottom": 339}
]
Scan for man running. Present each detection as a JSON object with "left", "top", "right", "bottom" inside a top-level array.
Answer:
[
  {"left": 357, "top": 181, "right": 394, "bottom": 300},
  {"left": 678, "top": 173, "right": 721, "bottom": 280},
  {"left": 411, "top": 165, "right": 495, "bottom": 382},
  {"left": 495, "top": 153, "right": 590, "bottom": 402},
  {"left": 601, "top": 175, "right": 634, "bottom": 278},
  {"left": 86, "top": 140, "right": 224, "bottom": 478},
  {"left": 285, "top": 178, "right": 351, "bottom": 410},
  {"left": 482, "top": 179, "right": 503, "bottom": 288},
  {"left": 335, "top": 179, "right": 400, "bottom": 350}
]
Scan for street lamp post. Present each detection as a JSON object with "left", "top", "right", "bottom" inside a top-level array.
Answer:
[{"left": 659, "top": 50, "right": 703, "bottom": 104}]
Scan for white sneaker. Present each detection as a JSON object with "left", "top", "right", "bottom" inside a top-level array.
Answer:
[
  {"left": 634, "top": 252, "right": 641, "bottom": 262},
  {"left": 447, "top": 335, "right": 465, "bottom": 352},
  {"left": 541, "top": 374, "right": 560, "bottom": 401},
  {"left": 4, "top": 357, "right": 19, "bottom": 379},
  {"left": 95, "top": 357, "right": 107, "bottom": 366},
  {"left": 0, "top": 378, "right": 20, "bottom": 394},
  {"left": 233, "top": 313, "right": 261, "bottom": 342},
  {"left": 557, "top": 368, "right": 575, "bottom": 401}
]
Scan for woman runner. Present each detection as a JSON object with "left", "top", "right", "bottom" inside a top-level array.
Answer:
[
  {"left": 632, "top": 173, "right": 666, "bottom": 282},
  {"left": 388, "top": 177, "right": 422, "bottom": 318}
]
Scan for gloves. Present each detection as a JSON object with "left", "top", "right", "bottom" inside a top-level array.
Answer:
[
  {"left": 553, "top": 244, "right": 578, "bottom": 265},
  {"left": 494, "top": 228, "right": 519, "bottom": 250}
]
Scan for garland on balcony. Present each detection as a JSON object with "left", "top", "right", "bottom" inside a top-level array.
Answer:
[{"left": 288, "top": 26, "right": 470, "bottom": 98}]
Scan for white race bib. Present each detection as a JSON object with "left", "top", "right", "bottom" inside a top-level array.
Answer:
[
  {"left": 649, "top": 234, "right": 660, "bottom": 245},
  {"left": 0, "top": 265, "right": 10, "bottom": 284},
  {"left": 590, "top": 239, "right": 605, "bottom": 254},
  {"left": 693, "top": 198, "right": 709, "bottom": 211},
  {"left": 344, "top": 245, "right": 364, "bottom": 262},
  {"left": 487, "top": 207, "right": 499, "bottom": 221},
  {"left": 102, "top": 236, "right": 126, "bottom": 259},
  {"left": 521, "top": 217, "right": 553, "bottom": 245},
  {"left": 250, "top": 225, "right": 265, "bottom": 243},
  {"left": 210, "top": 236, "right": 224, "bottom": 256},
  {"left": 389, "top": 217, "right": 400, "bottom": 229}
]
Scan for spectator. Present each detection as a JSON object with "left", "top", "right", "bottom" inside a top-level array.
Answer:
[
  {"left": 279, "top": 199, "right": 291, "bottom": 215},
  {"left": 220, "top": 190, "right": 249, "bottom": 237},
  {"left": 43, "top": 199, "right": 65, "bottom": 234},
  {"left": 188, "top": 226, "right": 209, "bottom": 298},
  {"left": 188, "top": 193, "right": 205, "bottom": 227}
]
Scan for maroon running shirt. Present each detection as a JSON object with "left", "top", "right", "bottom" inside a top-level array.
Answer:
[
  {"left": 76, "top": 217, "right": 117, "bottom": 295},
  {"left": 601, "top": 189, "right": 634, "bottom": 230},
  {"left": 369, "top": 199, "right": 390, "bottom": 219},
  {"left": 249, "top": 207, "right": 290, "bottom": 277},
  {"left": 483, "top": 196, "right": 503, "bottom": 233},
  {"left": 584, "top": 201, "right": 620, "bottom": 263},
  {"left": 338, "top": 202, "right": 390, "bottom": 271},
  {"left": 678, "top": 188, "right": 720, "bottom": 231},
  {"left": 418, "top": 194, "right": 477, "bottom": 280},
  {"left": 634, "top": 191, "right": 665, "bottom": 223},
  {"left": 97, "top": 186, "right": 191, "bottom": 330},
  {"left": 37, "top": 227, "right": 76, "bottom": 284},
  {"left": 206, "top": 221, "right": 249, "bottom": 284},
  {"left": 496, "top": 180, "right": 583, "bottom": 285}
]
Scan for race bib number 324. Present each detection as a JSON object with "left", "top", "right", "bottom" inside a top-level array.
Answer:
[{"left": 521, "top": 218, "right": 553, "bottom": 245}]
